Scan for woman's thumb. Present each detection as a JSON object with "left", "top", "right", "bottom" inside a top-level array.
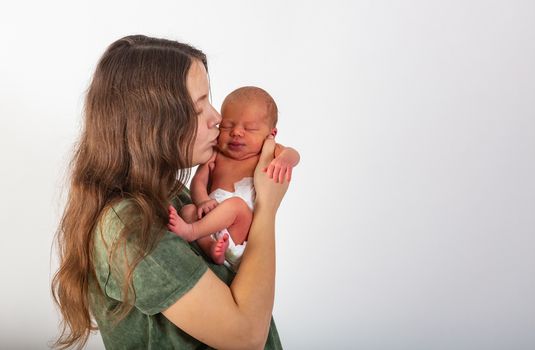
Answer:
[{"left": 258, "top": 136, "right": 276, "bottom": 168}]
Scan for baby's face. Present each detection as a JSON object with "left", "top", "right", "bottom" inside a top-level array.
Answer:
[{"left": 217, "top": 99, "right": 275, "bottom": 160}]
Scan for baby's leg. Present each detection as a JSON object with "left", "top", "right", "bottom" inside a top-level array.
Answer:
[
  {"left": 178, "top": 204, "right": 197, "bottom": 223},
  {"left": 198, "top": 234, "right": 229, "bottom": 265},
  {"left": 178, "top": 205, "right": 229, "bottom": 264},
  {"left": 168, "top": 198, "right": 252, "bottom": 244},
  {"left": 168, "top": 205, "right": 196, "bottom": 241},
  {"left": 194, "top": 197, "right": 253, "bottom": 245}
]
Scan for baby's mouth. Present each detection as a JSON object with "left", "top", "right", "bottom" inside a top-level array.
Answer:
[{"left": 228, "top": 141, "right": 245, "bottom": 151}]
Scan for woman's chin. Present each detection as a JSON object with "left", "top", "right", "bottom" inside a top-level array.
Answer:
[{"left": 193, "top": 148, "right": 215, "bottom": 166}]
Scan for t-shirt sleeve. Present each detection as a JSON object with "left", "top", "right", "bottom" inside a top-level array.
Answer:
[
  {"left": 130, "top": 231, "right": 208, "bottom": 315},
  {"left": 93, "top": 199, "right": 208, "bottom": 316}
]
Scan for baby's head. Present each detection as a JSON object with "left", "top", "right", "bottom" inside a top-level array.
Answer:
[{"left": 217, "top": 86, "right": 278, "bottom": 160}]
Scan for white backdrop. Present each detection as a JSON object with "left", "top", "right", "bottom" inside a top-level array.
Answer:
[{"left": 1, "top": 1, "right": 534, "bottom": 349}]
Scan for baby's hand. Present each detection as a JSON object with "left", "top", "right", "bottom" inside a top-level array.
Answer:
[
  {"left": 263, "top": 154, "right": 294, "bottom": 183},
  {"left": 254, "top": 137, "right": 289, "bottom": 211},
  {"left": 197, "top": 199, "right": 218, "bottom": 219}
]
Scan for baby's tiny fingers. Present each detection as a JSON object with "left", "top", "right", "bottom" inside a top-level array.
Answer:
[
  {"left": 278, "top": 168, "right": 285, "bottom": 184},
  {"left": 267, "top": 165, "right": 275, "bottom": 179},
  {"left": 275, "top": 166, "right": 285, "bottom": 183},
  {"left": 272, "top": 166, "right": 281, "bottom": 183},
  {"left": 287, "top": 167, "right": 292, "bottom": 182}
]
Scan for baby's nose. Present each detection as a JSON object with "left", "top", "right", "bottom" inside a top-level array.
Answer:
[{"left": 230, "top": 128, "right": 244, "bottom": 136}]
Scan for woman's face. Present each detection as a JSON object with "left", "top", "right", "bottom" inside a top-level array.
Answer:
[{"left": 187, "top": 60, "right": 221, "bottom": 166}]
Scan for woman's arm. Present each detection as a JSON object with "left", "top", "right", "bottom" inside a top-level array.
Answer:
[{"left": 162, "top": 137, "right": 287, "bottom": 349}]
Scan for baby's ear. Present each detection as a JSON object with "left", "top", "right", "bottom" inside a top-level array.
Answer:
[{"left": 270, "top": 128, "right": 278, "bottom": 137}]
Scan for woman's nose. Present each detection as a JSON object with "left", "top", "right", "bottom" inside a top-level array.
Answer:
[{"left": 208, "top": 104, "right": 222, "bottom": 128}]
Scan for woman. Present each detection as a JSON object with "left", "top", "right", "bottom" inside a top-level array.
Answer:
[{"left": 51, "top": 35, "right": 288, "bottom": 349}]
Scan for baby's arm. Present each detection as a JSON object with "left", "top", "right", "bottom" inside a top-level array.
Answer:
[
  {"left": 191, "top": 152, "right": 218, "bottom": 219},
  {"left": 263, "top": 143, "right": 300, "bottom": 183}
]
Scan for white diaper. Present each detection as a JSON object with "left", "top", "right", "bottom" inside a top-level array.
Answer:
[
  {"left": 209, "top": 177, "right": 255, "bottom": 270},
  {"left": 209, "top": 177, "right": 255, "bottom": 211}
]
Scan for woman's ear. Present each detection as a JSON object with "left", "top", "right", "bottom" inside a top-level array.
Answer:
[{"left": 270, "top": 128, "right": 278, "bottom": 137}]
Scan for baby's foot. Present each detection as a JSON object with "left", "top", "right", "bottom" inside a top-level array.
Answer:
[
  {"left": 168, "top": 205, "right": 194, "bottom": 241},
  {"left": 210, "top": 234, "right": 229, "bottom": 265}
]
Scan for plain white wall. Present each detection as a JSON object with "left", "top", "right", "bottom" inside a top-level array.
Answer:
[{"left": 1, "top": 0, "right": 534, "bottom": 349}]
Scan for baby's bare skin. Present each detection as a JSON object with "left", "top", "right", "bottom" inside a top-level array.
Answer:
[
  {"left": 168, "top": 87, "right": 300, "bottom": 266},
  {"left": 209, "top": 152, "right": 259, "bottom": 193}
]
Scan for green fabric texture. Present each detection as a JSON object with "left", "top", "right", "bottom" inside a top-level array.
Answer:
[{"left": 89, "top": 189, "right": 282, "bottom": 349}]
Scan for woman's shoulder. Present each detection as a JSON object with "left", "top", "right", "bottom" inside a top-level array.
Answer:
[
  {"left": 94, "top": 198, "right": 134, "bottom": 245},
  {"left": 103, "top": 186, "right": 191, "bottom": 220},
  {"left": 97, "top": 188, "right": 192, "bottom": 242}
]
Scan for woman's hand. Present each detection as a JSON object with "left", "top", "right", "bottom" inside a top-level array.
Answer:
[
  {"left": 164, "top": 138, "right": 286, "bottom": 350},
  {"left": 254, "top": 136, "right": 289, "bottom": 211}
]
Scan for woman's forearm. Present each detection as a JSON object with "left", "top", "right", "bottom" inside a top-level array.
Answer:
[
  {"left": 162, "top": 138, "right": 287, "bottom": 349},
  {"left": 229, "top": 205, "right": 277, "bottom": 345}
]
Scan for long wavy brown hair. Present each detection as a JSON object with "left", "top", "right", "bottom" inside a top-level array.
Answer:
[{"left": 51, "top": 35, "right": 207, "bottom": 349}]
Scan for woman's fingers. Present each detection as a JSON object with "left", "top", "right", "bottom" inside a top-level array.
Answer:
[{"left": 255, "top": 136, "right": 276, "bottom": 174}]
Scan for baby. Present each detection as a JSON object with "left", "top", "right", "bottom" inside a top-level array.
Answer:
[{"left": 168, "top": 86, "right": 300, "bottom": 270}]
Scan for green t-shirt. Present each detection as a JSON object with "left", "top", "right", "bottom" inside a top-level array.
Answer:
[{"left": 89, "top": 189, "right": 282, "bottom": 349}]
